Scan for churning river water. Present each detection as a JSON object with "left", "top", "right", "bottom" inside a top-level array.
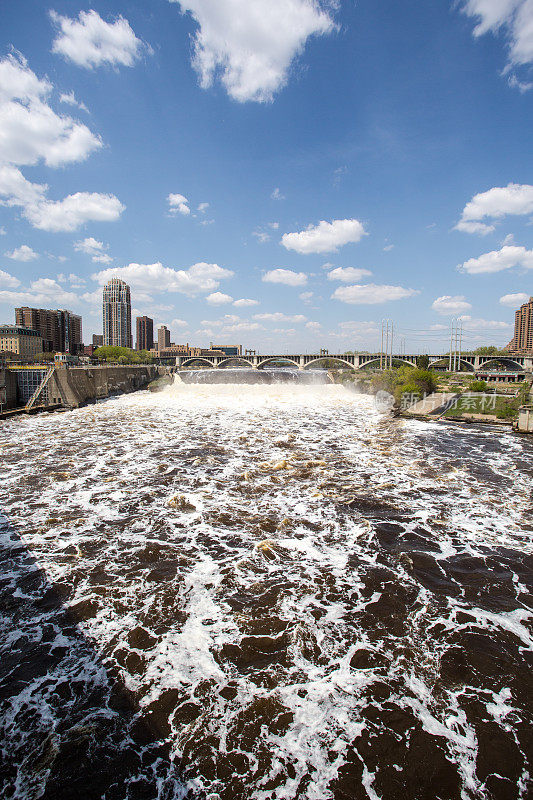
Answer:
[{"left": 0, "top": 375, "right": 532, "bottom": 800}]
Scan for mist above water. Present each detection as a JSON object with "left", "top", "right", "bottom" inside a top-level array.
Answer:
[{"left": 177, "top": 367, "right": 333, "bottom": 385}]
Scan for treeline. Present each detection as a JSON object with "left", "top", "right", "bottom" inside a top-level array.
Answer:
[{"left": 93, "top": 346, "right": 154, "bottom": 364}]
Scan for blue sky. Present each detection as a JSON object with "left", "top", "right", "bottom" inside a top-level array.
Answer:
[{"left": 0, "top": 0, "right": 532, "bottom": 353}]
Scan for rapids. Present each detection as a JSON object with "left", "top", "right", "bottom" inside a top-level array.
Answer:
[{"left": 0, "top": 376, "right": 532, "bottom": 800}]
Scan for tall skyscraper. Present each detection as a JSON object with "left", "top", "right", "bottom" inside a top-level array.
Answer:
[
  {"left": 508, "top": 297, "right": 533, "bottom": 353},
  {"left": 158, "top": 325, "right": 171, "bottom": 351},
  {"left": 102, "top": 279, "right": 132, "bottom": 348},
  {"left": 15, "top": 307, "right": 82, "bottom": 354},
  {"left": 136, "top": 316, "right": 154, "bottom": 351}
]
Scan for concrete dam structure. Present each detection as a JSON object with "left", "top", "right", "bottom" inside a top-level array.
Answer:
[{"left": 2, "top": 365, "right": 159, "bottom": 412}]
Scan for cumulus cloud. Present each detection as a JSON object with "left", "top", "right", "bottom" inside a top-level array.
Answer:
[
  {"left": 254, "top": 312, "right": 307, "bottom": 322},
  {"left": 233, "top": 298, "right": 259, "bottom": 307},
  {"left": 271, "top": 188, "right": 285, "bottom": 200},
  {"left": 5, "top": 244, "right": 38, "bottom": 261},
  {"left": 332, "top": 284, "right": 418, "bottom": 305},
  {"left": 92, "top": 261, "right": 234, "bottom": 296},
  {"left": 0, "top": 269, "right": 21, "bottom": 288},
  {"left": 431, "top": 295, "right": 473, "bottom": 315},
  {"left": 282, "top": 219, "right": 366, "bottom": 254},
  {"left": 50, "top": 9, "right": 149, "bottom": 69},
  {"left": 206, "top": 291, "right": 234, "bottom": 305},
  {"left": 0, "top": 277, "right": 79, "bottom": 307},
  {"left": 197, "top": 202, "right": 209, "bottom": 212},
  {"left": 454, "top": 220, "right": 496, "bottom": 235},
  {"left": 459, "top": 245, "right": 533, "bottom": 273},
  {"left": 455, "top": 183, "right": 533, "bottom": 233},
  {"left": 0, "top": 166, "right": 124, "bottom": 232},
  {"left": 23, "top": 189, "right": 124, "bottom": 232},
  {"left": 461, "top": 0, "right": 533, "bottom": 67},
  {"left": 170, "top": 0, "right": 336, "bottom": 102},
  {"left": 500, "top": 292, "right": 530, "bottom": 306},
  {"left": 327, "top": 266, "right": 372, "bottom": 282},
  {"left": 262, "top": 268, "right": 308, "bottom": 286},
  {"left": 0, "top": 52, "right": 102, "bottom": 168},
  {"left": 74, "top": 237, "right": 112, "bottom": 264},
  {"left": 306, "top": 321, "right": 321, "bottom": 330},
  {"left": 168, "top": 193, "right": 190, "bottom": 215},
  {"left": 299, "top": 291, "right": 313, "bottom": 303}
]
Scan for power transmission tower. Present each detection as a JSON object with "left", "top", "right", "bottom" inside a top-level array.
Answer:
[{"left": 381, "top": 319, "right": 394, "bottom": 369}]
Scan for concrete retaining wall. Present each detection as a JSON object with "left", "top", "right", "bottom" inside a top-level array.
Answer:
[
  {"left": 50, "top": 365, "right": 158, "bottom": 408},
  {"left": 0, "top": 368, "right": 18, "bottom": 409}
]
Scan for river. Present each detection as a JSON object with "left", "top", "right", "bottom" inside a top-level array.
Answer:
[{"left": 0, "top": 374, "right": 532, "bottom": 800}]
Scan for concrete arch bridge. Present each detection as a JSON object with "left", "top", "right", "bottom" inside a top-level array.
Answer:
[{"left": 174, "top": 353, "right": 533, "bottom": 373}]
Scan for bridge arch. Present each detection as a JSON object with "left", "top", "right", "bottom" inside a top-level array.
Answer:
[
  {"left": 477, "top": 357, "right": 524, "bottom": 371},
  {"left": 216, "top": 357, "right": 254, "bottom": 369},
  {"left": 429, "top": 358, "right": 475, "bottom": 372},
  {"left": 356, "top": 357, "right": 417, "bottom": 370},
  {"left": 256, "top": 357, "right": 300, "bottom": 370},
  {"left": 303, "top": 357, "right": 355, "bottom": 370},
  {"left": 180, "top": 357, "right": 215, "bottom": 369}
]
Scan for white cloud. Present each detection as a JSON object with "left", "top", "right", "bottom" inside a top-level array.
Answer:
[
  {"left": 50, "top": 9, "right": 148, "bottom": 69},
  {"left": 0, "top": 270, "right": 20, "bottom": 288},
  {"left": 197, "top": 202, "right": 209, "bottom": 212},
  {"left": 0, "top": 227, "right": 5, "bottom": 235},
  {"left": 327, "top": 266, "right": 372, "bottom": 282},
  {"left": 170, "top": 0, "right": 335, "bottom": 102},
  {"left": 461, "top": 0, "right": 533, "bottom": 66},
  {"left": 67, "top": 272, "right": 86, "bottom": 289},
  {"left": 431, "top": 295, "right": 472, "bottom": 315},
  {"left": 0, "top": 148, "right": 124, "bottom": 234},
  {"left": 0, "top": 53, "right": 102, "bottom": 168},
  {"left": 459, "top": 245, "right": 533, "bottom": 273},
  {"left": 459, "top": 315, "right": 511, "bottom": 329},
  {"left": 282, "top": 218, "right": 366, "bottom": 254},
  {"left": 499, "top": 291, "right": 530, "bottom": 306},
  {"left": 306, "top": 321, "right": 321, "bottom": 330},
  {"left": 168, "top": 193, "right": 190, "bottom": 215},
  {"left": 92, "top": 261, "right": 234, "bottom": 296},
  {"left": 233, "top": 298, "right": 259, "bottom": 307},
  {"left": 0, "top": 277, "right": 79, "bottom": 307},
  {"left": 254, "top": 312, "right": 307, "bottom": 322},
  {"left": 171, "top": 318, "right": 188, "bottom": 328},
  {"left": 299, "top": 290, "right": 313, "bottom": 303},
  {"left": 332, "top": 284, "right": 418, "bottom": 304},
  {"left": 262, "top": 268, "right": 308, "bottom": 286},
  {"left": 455, "top": 183, "right": 533, "bottom": 233},
  {"left": 206, "top": 291, "right": 234, "bottom": 305},
  {"left": 383, "top": 244, "right": 394, "bottom": 251},
  {"left": 74, "top": 236, "right": 113, "bottom": 264},
  {"left": 508, "top": 73, "right": 533, "bottom": 91},
  {"left": 59, "top": 90, "right": 89, "bottom": 113},
  {"left": 271, "top": 188, "right": 285, "bottom": 200},
  {"left": 268, "top": 222, "right": 279, "bottom": 229},
  {"left": 454, "top": 220, "right": 495, "bottom": 235},
  {"left": 5, "top": 244, "right": 38, "bottom": 261},
  {"left": 23, "top": 191, "right": 125, "bottom": 232}
]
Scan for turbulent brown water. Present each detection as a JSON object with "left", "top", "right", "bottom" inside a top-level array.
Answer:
[{"left": 1, "top": 375, "right": 532, "bottom": 800}]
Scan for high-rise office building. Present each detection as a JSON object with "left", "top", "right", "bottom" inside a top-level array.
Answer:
[
  {"left": 508, "top": 297, "right": 533, "bottom": 353},
  {"left": 157, "top": 325, "right": 171, "bottom": 351},
  {"left": 93, "top": 334, "right": 103, "bottom": 347},
  {"left": 15, "top": 307, "right": 82, "bottom": 354},
  {"left": 102, "top": 279, "right": 132, "bottom": 348},
  {"left": 136, "top": 316, "right": 154, "bottom": 351}
]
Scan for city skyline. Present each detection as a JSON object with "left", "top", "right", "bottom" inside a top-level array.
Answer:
[{"left": 0, "top": 2, "right": 532, "bottom": 353}]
